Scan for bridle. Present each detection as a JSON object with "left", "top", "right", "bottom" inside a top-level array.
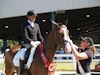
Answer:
[
  {"left": 55, "top": 27, "right": 65, "bottom": 48},
  {"left": 51, "top": 20, "right": 69, "bottom": 49},
  {"left": 55, "top": 26, "right": 69, "bottom": 49}
]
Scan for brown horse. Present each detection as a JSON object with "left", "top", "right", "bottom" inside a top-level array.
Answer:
[{"left": 5, "top": 23, "right": 71, "bottom": 75}]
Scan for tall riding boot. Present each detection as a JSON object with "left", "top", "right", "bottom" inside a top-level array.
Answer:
[{"left": 20, "top": 60, "right": 25, "bottom": 75}]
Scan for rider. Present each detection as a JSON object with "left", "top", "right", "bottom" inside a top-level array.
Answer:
[{"left": 21, "top": 10, "right": 44, "bottom": 69}]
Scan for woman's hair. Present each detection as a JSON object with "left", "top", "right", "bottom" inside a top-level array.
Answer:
[{"left": 90, "top": 46, "right": 96, "bottom": 54}]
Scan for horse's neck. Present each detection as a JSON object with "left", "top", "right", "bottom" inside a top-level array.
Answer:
[{"left": 44, "top": 30, "right": 58, "bottom": 61}]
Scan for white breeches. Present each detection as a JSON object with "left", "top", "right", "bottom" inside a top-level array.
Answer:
[{"left": 26, "top": 41, "right": 41, "bottom": 68}]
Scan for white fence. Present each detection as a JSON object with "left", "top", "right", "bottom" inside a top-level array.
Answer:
[
  {"left": 54, "top": 53, "right": 100, "bottom": 63},
  {"left": 54, "top": 54, "right": 76, "bottom": 62},
  {"left": 54, "top": 54, "right": 76, "bottom": 71}
]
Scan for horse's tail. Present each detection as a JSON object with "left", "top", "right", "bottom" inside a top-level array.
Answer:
[
  {"left": 4, "top": 45, "right": 21, "bottom": 75},
  {"left": 4, "top": 48, "right": 14, "bottom": 57},
  {"left": 4, "top": 48, "right": 15, "bottom": 75},
  {"left": 3, "top": 48, "right": 11, "bottom": 58}
]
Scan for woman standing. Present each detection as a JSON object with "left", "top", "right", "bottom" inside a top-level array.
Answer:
[{"left": 69, "top": 37, "right": 96, "bottom": 75}]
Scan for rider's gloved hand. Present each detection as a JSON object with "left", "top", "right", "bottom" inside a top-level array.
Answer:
[
  {"left": 34, "top": 41, "right": 41, "bottom": 45},
  {"left": 30, "top": 41, "right": 41, "bottom": 47},
  {"left": 30, "top": 41, "right": 36, "bottom": 47}
]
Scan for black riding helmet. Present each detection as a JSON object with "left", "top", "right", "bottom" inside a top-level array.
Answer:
[
  {"left": 27, "top": 10, "right": 37, "bottom": 16},
  {"left": 80, "top": 37, "right": 94, "bottom": 46}
]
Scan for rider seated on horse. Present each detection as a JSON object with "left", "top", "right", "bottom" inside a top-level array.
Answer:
[
  {"left": 22, "top": 10, "right": 44, "bottom": 69},
  {"left": 18, "top": 10, "right": 44, "bottom": 70}
]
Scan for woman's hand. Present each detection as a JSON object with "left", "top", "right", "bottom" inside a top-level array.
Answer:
[{"left": 68, "top": 41, "right": 88, "bottom": 60}]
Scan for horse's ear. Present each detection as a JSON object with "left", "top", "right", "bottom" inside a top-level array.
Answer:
[
  {"left": 51, "top": 20, "right": 60, "bottom": 29},
  {"left": 65, "top": 19, "right": 68, "bottom": 25},
  {"left": 51, "top": 20, "right": 59, "bottom": 26}
]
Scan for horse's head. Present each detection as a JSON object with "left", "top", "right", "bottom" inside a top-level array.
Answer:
[{"left": 52, "top": 20, "right": 72, "bottom": 53}]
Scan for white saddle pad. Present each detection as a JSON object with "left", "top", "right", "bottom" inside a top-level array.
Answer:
[{"left": 13, "top": 48, "right": 27, "bottom": 67}]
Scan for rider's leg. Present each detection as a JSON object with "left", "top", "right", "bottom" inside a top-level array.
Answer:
[{"left": 25, "top": 41, "right": 41, "bottom": 69}]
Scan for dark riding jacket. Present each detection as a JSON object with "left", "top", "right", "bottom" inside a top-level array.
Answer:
[{"left": 22, "top": 21, "right": 44, "bottom": 48}]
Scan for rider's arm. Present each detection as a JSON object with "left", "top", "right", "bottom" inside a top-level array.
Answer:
[
  {"left": 24, "top": 26, "right": 35, "bottom": 46},
  {"left": 23, "top": 26, "right": 32, "bottom": 42},
  {"left": 37, "top": 24, "right": 44, "bottom": 42}
]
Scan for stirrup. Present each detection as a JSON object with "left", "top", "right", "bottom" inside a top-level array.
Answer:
[{"left": 24, "top": 64, "right": 29, "bottom": 69}]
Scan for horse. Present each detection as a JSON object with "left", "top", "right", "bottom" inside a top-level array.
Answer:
[{"left": 5, "top": 22, "right": 72, "bottom": 75}]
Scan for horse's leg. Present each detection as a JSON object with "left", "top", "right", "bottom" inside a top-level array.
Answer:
[{"left": 5, "top": 51, "right": 14, "bottom": 75}]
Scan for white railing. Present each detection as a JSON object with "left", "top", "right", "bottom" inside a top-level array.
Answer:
[
  {"left": 54, "top": 54, "right": 100, "bottom": 62},
  {"left": 54, "top": 54, "right": 76, "bottom": 70},
  {"left": 54, "top": 54, "right": 76, "bottom": 62}
]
